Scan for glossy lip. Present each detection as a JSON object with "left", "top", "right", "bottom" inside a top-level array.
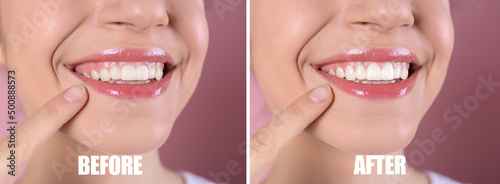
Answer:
[
  {"left": 64, "top": 48, "right": 176, "bottom": 99},
  {"left": 311, "top": 48, "right": 421, "bottom": 99}
]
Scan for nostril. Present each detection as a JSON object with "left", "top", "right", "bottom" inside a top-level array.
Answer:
[
  {"left": 156, "top": 23, "right": 167, "bottom": 28},
  {"left": 402, "top": 23, "right": 412, "bottom": 28},
  {"left": 111, "top": 22, "right": 131, "bottom": 26}
]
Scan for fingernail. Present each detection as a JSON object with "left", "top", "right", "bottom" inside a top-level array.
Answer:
[
  {"left": 309, "top": 85, "right": 331, "bottom": 103},
  {"left": 64, "top": 85, "right": 86, "bottom": 103}
]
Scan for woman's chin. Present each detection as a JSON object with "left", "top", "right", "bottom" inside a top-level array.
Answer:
[
  {"left": 59, "top": 103, "right": 176, "bottom": 155},
  {"left": 306, "top": 97, "right": 422, "bottom": 154},
  {"left": 307, "top": 118, "right": 418, "bottom": 154}
]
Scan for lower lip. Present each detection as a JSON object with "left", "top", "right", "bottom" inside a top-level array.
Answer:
[
  {"left": 72, "top": 69, "right": 173, "bottom": 99},
  {"left": 317, "top": 69, "right": 419, "bottom": 99}
]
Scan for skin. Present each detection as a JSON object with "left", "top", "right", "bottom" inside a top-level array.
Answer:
[
  {"left": 0, "top": 0, "right": 208, "bottom": 183},
  {"left": 251, "top": 0, "right": 454, "bottom": 183}
]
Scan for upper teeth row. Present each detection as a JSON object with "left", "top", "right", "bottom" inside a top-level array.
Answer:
[
  {"left": 324, "top": 62, "right": 409, "bottom": 81},
  {"left": 80, "top": 64, "right": 163, "bottom": 82}
]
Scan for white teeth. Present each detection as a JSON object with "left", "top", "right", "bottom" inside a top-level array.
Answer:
[
  {"left": 345, "top": 65, "right": 355, "bottom": 81},
  {"left": 355, "top": 65, "right": 367, "bottom": 80},
  {"left": 110, "top": 66, "right": 121, "bottom": 80},
  {"left": 358, "top": 79, "right": 399, "bottom": 84},
  {"left": 335, "top": 67, "right": 345, "bottom": 79},
  {"left": 155, "top": 67, "right": 163, "bottom": 81},
  {"left": 322, "top": 62, "right": 411, "bottom": 83},
  {"left": 149, "top": 66, "right": 156, "bottom": 79},
  {"left": 108, "top": 80, "right": 153, "bottom": 85},
  {"left": 121, "top": 65, "right": 136, "bottom": 80},
  {"left": 78, "top": 64, "right": 166, "bottom": 84},
  {"left": 381, "top": 62, "right": 394, "bottom": 80},
  {"left": 328, "top": 69, "right": 335, "bottom": 75},
  {"left": 136, "top": 65, "right": 149, "bottom": 80},
  {"left": 394, "top": 65, "right": 402, "bottom": 79},
  {"left": 100, "top": 68, "right": 111, "bottom": 82},
  {"left": 366, "top": 63, "right": 381, "bottom": 80},
  {"left": 91, "top": 70, "right": 100, "bottom": 80},
  {"left": 401, "top": 67, "right": 409, "bottom": 79},
  {"left": 83, "top": 73, "right": 91, "bottom": 78}
]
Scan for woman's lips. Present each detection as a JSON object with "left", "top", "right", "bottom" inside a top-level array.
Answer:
[
  {"left": 66, "top": 48, "right": 175, "bottom": 65},
  {"left": 311, "top": 48, "right": 421, "bottom": 99},
  {"left": 64, "top": 48, "right": 175, "bottom": 99}
]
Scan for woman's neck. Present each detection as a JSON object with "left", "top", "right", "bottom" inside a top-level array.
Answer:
[
  {"left": 263, "top": 132, "right": 430, "bottom": 184},
  {"left": 17, "top": 131, "right": 183, "bottom": 184}
]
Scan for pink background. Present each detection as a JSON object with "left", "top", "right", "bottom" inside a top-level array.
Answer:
[
  {"left": 161, "top": 2, "right": 246, "bottom": 183},
  {"left": 0, "top": 1, "right": 246, "bottom": 184},
  {"left": 250, "top": 0, "right": 500, "bottom": 183}
]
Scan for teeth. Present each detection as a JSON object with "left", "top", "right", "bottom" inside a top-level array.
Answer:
[
  {"left": 76, "top": 63, "right": 167, "bottom": 84},
  {"left": 100, "top": 68, "right": 111, "bottom": 82},
  {"left": 401, "top": 67, "right": 409, "bottom": 79},
  {"left": 149, "top": 66, "right": 156, "bottom": 79},
  {"left": 155, "top": 67, "right": 163, "bottom": 81},
  {"left": 91, "top": 70, "right": 100, "bottom": 80},
  {"left": 394, "top": 65, "right": 402, "bottom": 79},
  {"left": 366, "top": 63, "right": 381, "bottom": 80},
  {"left": 136, "top": 65, "right": 149, "bottom": 80},
  {"left": 109, "top": 80, "right": 153, "bottom": 85},
  {"left": 323, "top": 62, "right": 412, "bottom": 83},
  {"left": 356, "top": 79, "right": 400, "bottom": 84},
  {"left": 83, "top": 73, "right": 91, "bottom": 78},
  {"left": 345, "top": 65, "right": 355, "bottom": 81},
  {"left": 328, "top": 69, "right": 335, "bottom": 75},
  {"left": 355, "top": 65, "right": 367, "bottom": 80},
  {"left": 336, "top": 67, "right": 345, "bottom": 79},
  {"left": 121, "top": 65, "right": 136, "bottom": 80},
  {"left": 110, "top": 66, "right": 121, "bottom": 80},
  {"left": 381, "top": 62, "right": 394, "bottom": 80},
  {"left": 381, "top": 80, "right": 397, "bottom": 84}
]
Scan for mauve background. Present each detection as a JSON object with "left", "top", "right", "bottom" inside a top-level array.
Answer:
[
  {"left": 160, "top": 2, "right": 246, "bottom": 183},
  {"left": 0, "top": 1, "right": 246, "bottom": 184},
  {"left": 250, "top": 0, "right": 500, "bottom": 183}
]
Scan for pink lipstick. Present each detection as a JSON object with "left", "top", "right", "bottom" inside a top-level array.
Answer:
[
  {"left": 312, "top": 48, "right": 421, "bottom": 99},
  {"left": 65, "top": 48, "right": 175, "bottom": 99}
]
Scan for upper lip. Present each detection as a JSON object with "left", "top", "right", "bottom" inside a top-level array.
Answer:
[
  {"left": 310, "top": 48, "right": 422, "bottom": 99},
  {"left": 63, "top": 47, "right": 175, "bottom": 70},
  {"left": 310, "top": 47, "right": 421, "bottom": 69}
]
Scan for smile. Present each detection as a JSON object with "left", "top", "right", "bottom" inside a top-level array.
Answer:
[
  {"left": 65, "top": 48, "right": 176, "bottom": 99},
  {"left": 312, "top": 48, "right": 421, "bottom": 99},
  {"left": 74, "top": 62, "right": 168, "bottom": 84},
  {"left": 319, "top": 61, "right": 410, "bottom": 84}
]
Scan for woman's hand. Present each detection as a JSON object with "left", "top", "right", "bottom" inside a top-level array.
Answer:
[
  {"left": 0, "top": 85, "right": 88, "bottom": 184},
  {"left": 250, "top": 85, "right": 334, "bottom": 184}
]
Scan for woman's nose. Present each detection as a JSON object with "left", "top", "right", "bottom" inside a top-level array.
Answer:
[
  {"left": 98, "top": 0, "right": 169, "bottom": 32},
  {"left": 344, "top": 0, "right": 415, "bottom": 32}
]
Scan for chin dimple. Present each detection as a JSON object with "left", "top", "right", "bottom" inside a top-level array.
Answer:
[
  {"left": 75, "top": 62, "right": 166, "bottom": 84},
  {"left": 320, "top": 61, "right": 410, "bottom": 84}
]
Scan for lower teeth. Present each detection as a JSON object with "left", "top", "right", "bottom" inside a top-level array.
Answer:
[
  {"left": 106, "top": 79, "right": 155, "bottom": 85},
  {"left": 354, "top": 79, "right": 400, "bottom": 84}
]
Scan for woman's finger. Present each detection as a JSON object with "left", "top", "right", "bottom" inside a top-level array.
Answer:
[
  {"left": 0, "top": 85, "right": 88, "bottom": 183},
  {"left": 250, "top": 84, "right": 334, "bottom": 183}
]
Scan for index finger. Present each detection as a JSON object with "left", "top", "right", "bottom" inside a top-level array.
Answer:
[
  {"left": 0, "top": 85, "right": 88, "bottom": 183},
  {"left": 250, "top": 84, "right": 334, "bottom": 183}
]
